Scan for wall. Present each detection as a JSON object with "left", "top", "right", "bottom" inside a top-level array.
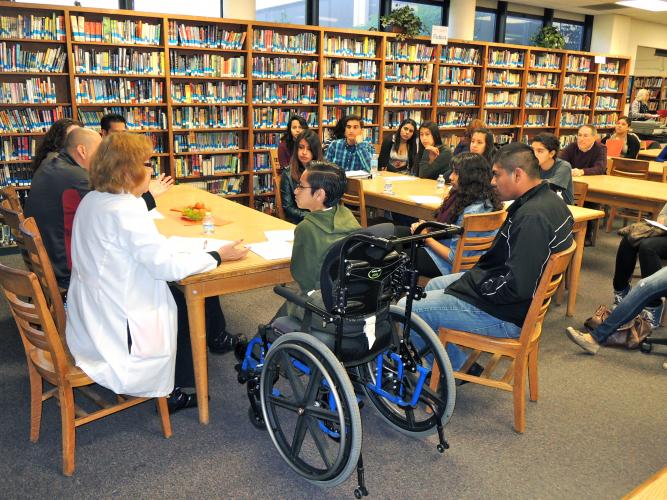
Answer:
[
  {"left": 223, "top": 0, "right": 256, "bottom": 20},
  {"left": 634, "top": 46, "right": 667, "bottom": 77}
]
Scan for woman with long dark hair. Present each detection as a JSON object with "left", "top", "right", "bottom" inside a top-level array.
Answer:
[
  {"left": 409, "top": 153, "right": 502, "bottom": 277},
  {"left": 378, "top": 118, "right": 418, "bottom": 172},
  {"left": 414, "top": 121, "right": 452, "bottom": 179},
  {"left": 280, "top": 129, "right": 323, "bottom": 223},
  {"left": 277, "top": 115, "right": 308, "bottom": 167},
  {"left": 469, "top": 128, "right": 497, "bottom": 166},
  {"left": 453, "top": 118, "right": 486, "bottom": 156},
  {"left": 31, "top": 118, "right": 82, "bottom": 172}
]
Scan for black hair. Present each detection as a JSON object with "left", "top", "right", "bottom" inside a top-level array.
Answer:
[
  {"left": 531, "top": 132, "right": 560, "bottom": 154},
  {"left": 344, "top": 114, "right": 364, "bottom": 129},
  {"left": 392, "top": 118, "right": 418, "bottom": 165},
  {"left": 418, "top": 121, "right": 443, "bottom": 147},
  {"left": 281, "top": 115, "right": 309, "bottom": 152},
  {"left": 32, "top": 118, "right": 83, "bottom": 172},
  {"left": 305, "top": 160, "right": 347, "bottom": 208},
  {"left": 440, "top": 153, "right": 502, "bottom": 223},
  {"left": 494, "top": 142, "right": 540, "bottom": 179},
  {"left": 617, "top": 115, "right": 630, "bottom": 125},
  {"left": 289, "top": 130, "right": 323, "bottom": 183},
  {"left": 100, "top": 113, "right": 126, "bottom": 132},
  {"left": 331, "top": 116, "right": 349, "bottom": 141},
  {"left": 470, "top": 128, "right": 497, "bottom": 165}
]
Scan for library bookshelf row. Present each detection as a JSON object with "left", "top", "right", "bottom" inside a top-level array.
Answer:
[
  {"left": 629, "top": 76, "right": 666, "bottom": 112},
  {"left": 0, "top": 1, "right": 631, "bottom": 212}
]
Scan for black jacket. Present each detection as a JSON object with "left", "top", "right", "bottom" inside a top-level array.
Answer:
[
  {"left": 378, "top": 136, "right": 416, "bottom": 173},
  {"left": 280, "top": 167, "right": 307, "bottom": 224},
  {"left": 415, "top": 145, "right": 452, "bottom": 180},
  {"left": 446, "top": 182, "right": 574, "bottom": 326}
]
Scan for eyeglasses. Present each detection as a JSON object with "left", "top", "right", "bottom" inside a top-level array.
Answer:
[{"left": 295, "top": 182, "right": 313, "bottom": 190}]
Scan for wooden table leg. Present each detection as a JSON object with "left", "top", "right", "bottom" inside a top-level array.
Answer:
[
  {"left": 567, "top": 222, "right": 587, "bottom": 317},
  {"left": 185, "top": 285, "right": 209, "bottom": 424}
]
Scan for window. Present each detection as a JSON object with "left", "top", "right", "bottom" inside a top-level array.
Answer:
[
  {"left": 256, "top": 0, "right": 306, "bottom": 24},
  {"left": 553, "top": 20, "right": 584, "bottom": 51},
  {"left": 474, "top": 9, "right": 496, "bottom": 42},
  {"left": 319, "top": 0, "right": 380, "bottom": 30},
  {"left": 391, "top": 1, "right": 443, "bottom": 36},
  {"left": 30, "top": 0, "right": 116, "bottom": 6},
  {"left": 135, "top": 0, "right": 221, "bottom": 16},
  {"left": 504, "top": 13, "right": 542, "bottom": 46}
]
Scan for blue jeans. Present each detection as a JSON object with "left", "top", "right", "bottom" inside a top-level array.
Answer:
[
  {"left": 398, "top": 273, "right": 521, "bottom": 371},
  {"left": 593, "top": 266, "right": 667, "bottom": 342}
]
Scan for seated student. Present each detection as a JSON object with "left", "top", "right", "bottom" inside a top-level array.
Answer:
[
  {"left": 322, "top": 116, "right": 348, "bottom": 153},
  {"left": 66, "top": 132, "right": 249, "bottom": 410},
  {"left": 291, "top": 161, "right": 361, "bottom": 294},
  {"left": 324, "top": 114, "right": 374, "bottom": 172},
  {"left": 566, "top": 265, "right": 667, "bottom": 354},
  {"left": 629, "top": 88, "right": 659, "bottom": 122},
  {"left": 100, "top": 113, "right": 128, "bottom": 136},
  {"left": 453, "top": 119, "right": 486, "bottom": 156},
  {"left": 601, "top": 116, "right": 640, "bottom": 159},
  {"left": 530, "top": 133, "right": 574, "bottom": 205},
  {"left": 277, "top": 115, "right": 308, "bottom": 168},
  {"left": 404, "top": 153, "right": 502, "bottom": 278},
  {"left": 279, "top": 130, "right": 323, "bottom": 224},
  {"left": 399, "top": 143, "right": 573, "bottom": 372},
  {"left": 559, "top": 124, "right": 607, "bottom": 176},
  {"left": 378, "top": 118, "right": 418, "bottom": 173},
  {"left": 468, "top": 128, "right": 497, "bottom": 167},
  {"left": 31, "top": 118, "right": 82, "bottom": 173},
  {"left": 414, "top": 121, "right": 452, "bottom": 180}
]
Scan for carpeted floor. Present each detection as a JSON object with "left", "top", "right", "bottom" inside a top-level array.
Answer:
[{"left": 0, "top": 226, "right": 665, "bottom": 499}]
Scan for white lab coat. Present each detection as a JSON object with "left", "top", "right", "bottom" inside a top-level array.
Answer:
[{"left": 66, "top": 191, "right": 217, "bottom": 397}]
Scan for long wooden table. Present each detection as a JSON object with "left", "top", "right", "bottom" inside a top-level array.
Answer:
[
  {"left": 638, "top": 148, "right": 663, "bottom": 160},
  {"left": 575, "top": 175, "right": 667, "bottom": 217},
  {"left": 155, "top": 185, "right": 294, "bottom": 424},
  {"left": 361, "top": 172, "right": 604, "bottom": 316}
]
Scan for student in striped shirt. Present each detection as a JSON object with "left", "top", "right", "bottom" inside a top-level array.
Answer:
[{"left": 324, "top": 114, "right": 374, "bottom": 172}]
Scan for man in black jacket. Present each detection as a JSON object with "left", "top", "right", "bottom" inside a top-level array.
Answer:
[{"left": 401, "top": 142, "right": 573, "bottom": 372}]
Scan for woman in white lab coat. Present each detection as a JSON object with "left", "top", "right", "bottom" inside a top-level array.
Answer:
[{"left": 66, "top": 132, "right": 247, "bottom": 404}]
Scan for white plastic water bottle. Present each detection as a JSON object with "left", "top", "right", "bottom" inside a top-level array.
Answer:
[
  {"left": 436, "top": 174, "right": 446, "bottom": 192},
  {"left": 202, "top": 211, "right": 215, "bottom": 235},
  {"left": 370, "top": 153, "right": 379, "bottom": 179}
]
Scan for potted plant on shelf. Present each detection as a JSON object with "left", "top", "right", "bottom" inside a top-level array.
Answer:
[
  {"left": 380, "top": 5, "right": 423, "bottom": 42},
  {"left": 531, "top": 25, "right": 566, "bottom": 49}
]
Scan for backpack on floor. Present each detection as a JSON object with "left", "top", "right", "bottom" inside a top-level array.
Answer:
[{"left": 584, "top": 305, "right": 652, "bottom": 349}]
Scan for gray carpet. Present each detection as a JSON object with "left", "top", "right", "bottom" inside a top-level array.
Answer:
[{"left": 0, "top": 227, "right": 665, "bottom": 499}]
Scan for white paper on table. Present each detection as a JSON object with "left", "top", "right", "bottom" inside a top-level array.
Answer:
[
  {"left": 167, "top": 236, "right": 231, "bottom": 253},
  {"left": 410, "top": 195, "right": 443, "bottom": 205},
  {"left": 346, "top": 170, "right": 370, "bottom": 178},
  {"left": 264, "top": 229, "right": 295, "bottom": 242},
  {"left": 248, "top": 240, "right": 293, "bottom": 260},
  {"left": 387, "top": 175, "right": 418, "bottom": 182},
  {"left": 148, "top": 209, "right": 165, "bottom": 219},
  {"left": 644, "top": 219, "right": 667, "bottom": 232}
]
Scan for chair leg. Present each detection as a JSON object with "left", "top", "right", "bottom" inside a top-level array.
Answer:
[
  {"left": 606, "top": 207, "right": 617, "bottom": 233},
  {"left": 59, "top": 386, "right": 76, "bottom": 476},
  {"left": 528, "top": 348, "right": 539, "bottom": 402},
  {"left": 27, "top": 362, "right": 43, "bottom": 443},
  {"left": 156, "top": 398, "right": 173, "bottom": 438},
  {"left": 512, "top": 359, "right": 527, "bottom": 434},
  {"left": 429, "top": 328, "right": 446, "bottom": 392}
]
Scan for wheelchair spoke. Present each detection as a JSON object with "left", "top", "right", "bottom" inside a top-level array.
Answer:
[
  {"left": 304, "top": 413, "right": 335, "bottom": 469},
  {"left": 419, "top": 384, "right": 447, "bottom": 409},
  {"left": 404, "top": 406, "right": 416, "bottom": 427},
  {"left": 279, "top": 350, "right": 305, "bottom": 400},
  {"left": 268, "top": 395, "right": 300, "bottom": 413},
  {"left": 302, "top": 368, "right": 323, "bottom": 407},
  {"left": 290, "top": 414, "right": 309, "bottom": 459},
  {"left": 305, "top": 405, "right": 344, "bottom": 424}
]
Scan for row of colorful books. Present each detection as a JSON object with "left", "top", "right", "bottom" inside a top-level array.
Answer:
[
  {"left": 0, "top": 163, "right": 32, "bottom": 188},
  {"left": 73, "top": 47, "right": 164, "bottom": 75},
  {"left": 324, "top": 59, "right": 377, "bottom": 80},
  {"left": 251, "top": 57, "right": 317, "bottom": 80},
  {"left": 321, "top": 106, "right": 375, "bottom": 125},
  {"left": 323, "top": 35, "right": 377, "bottom": 58},
  {"left": 0, "top": 106, "right": 71, "bottom": 133},
  {"left": 528, "top": 72, "right": 559, "bottom": 88},
  {"left": 560, "top": 112, "right": 588, "bottom": 127},
  {"left": 253, "top": 173, "right": 274, "bottom": 194},
  {"left": 437, "top": 88, "right": 478, "bottom": 106},
  {"left": 524, "top": 112, "right": 550, "bottom": 127},
  {"left": 384, "top": 110, "right": 423, "bottom": 128},
  {"left": 252, "top": 109, "right": 317, "bottom": 128},
  {"left": 488, "top": 49, "right": 524, "bottom": 68},
  {"left": 529, "top": 52, "right": 560, "bottom": 70},
  {"left": 170, "top": 53, "right": 244, "bottom": 77},
  {"left": 564, "top": 74, "right": 589, "bottom": 90},
  {"left": 0, "top": 77, "right": 56, "bottom": 104},
  {"left": 593, "top": 112, "right": 618, "bottom": 127},
  {"left": 597, "top": 77, "right": 621, "bottom": 91},
  {"left": 74, "top": 77, "right": 164, "bottom": 104},
  {"left": 386, "top": 63, "right": 433, "bottom": 83},
  {"left": 484, "top": 110, "right": 515, "bottom": 126},
  {"left": 385, "top": 42, "right": 434, "bottom": 62},
  {"left": 441, "top": 46, "right": 481, "bottom": 65},
  {"left": 595, "top": 95, "right": 620, "bottom": 110},
  {"left": 567, "top": 56, "right": 592, "bottom": 72},
  {"left": 252, "top": 82, "right": 317, "bottom": 105},
  {"left": 0, "top": 14, "right": 65, "bottom": 41},
  {"left": 562, "top": 93, "right": 591, "bottom": 109},
  {"left": 173, "top": 131, "right": 240, "bottom": 153},
  {"left": 171, "top": 81, "right": 246, "bottom": 104},
  {"left": 322, "top": 84, "right": 376, "bottom": 104},
  {"left": 485, "top": 69, "right": 521, "bottom": 87},
  {"left": 484, "top": 90, "right": 520, "bottom": 107},
  {"left": 437, "top": 111, "right": 475, "bottom": 128},
  {"left": 174, "top": 154, "right": 241, "bottom": 177},
  {"left": 78, "top": 107, "right": 166, "bottom": 130},
  {"left": 1, "top": 136, "right": 36, "bottom": 161},
  {"left": 252, "top": 29, "right": 317, "bottom": 54},
  {"left": 384, "top": 86, "right": 431, "bottom": 105},
  {"left": 0, "top": 43, "right": 67, "bottom": 72},
  {"left": 168, "top": 21, "right": 246, "bottom": 49},
  {"left": 440, "top": 67, "right": 476, "bottom": 85},
  {"left": 172, "top": 106, "right": 245, "bottom": 129},
  {"left": 184, "top": 177, "right": 244, "bottom": 195},
  {"left": 70, "top": 16, "right": 161, "bottom": 46},
  {"left": 525, "top": 92, "right": 553, "bottom": 108}
]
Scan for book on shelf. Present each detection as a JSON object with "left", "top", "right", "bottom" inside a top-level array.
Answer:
[
  {"left": 527, "top": 72, "right": 559, "bottom": 89},
  {"left": 525, "top": 92, "right": 552, "bottom": 108},
  {"left": 599, "top": 61, "right": 621, "bottom": 74},
  {"left": 564, "top": 74, "right": 588, "bottom": 90},
  {"left": 524, "top": 112, "right": 550, "bottom": 127},
  {"left": 252, "top": 29, "right": 317, "bottom": 54},
  {"left": 437, "top": 111, "right": 474, "bottom": 128},
  {"left": 74, "top": 47, "right": 164, "bottom": 75},
  {"left": 172, "top": 106, "right": 244, "bottom": 129},
  {"left": 529, "top": 52, "right": 560, "bottom": 70},
  {"left": 488, "top": 49, "right": 524, "bottom": 68},
  {"left": 384, "top": 109, "right": 423, "bottom": 128},
  {"left": 322, "top": 105, "right": 375, "bottom": 125},
  {"left": 253, "top": 173, "right": 274, "bottom": 194},
  {"left": 324, "top": 59, "right": 377, "bottom": 80},
  {"left": 562, "top": 93, "right": 591, "bottom": 109},
  {"left": 144, "top": 132, "right": 164, "bottom": 153},
  {"left": 0, "top": 14, "right": 65, "bottom": 41},
  {"left": 323, "top": 35, "right": 377, "bottom": 58},
  {"left": 253, "top": 152, "right": 270, "bottom": 171},
  {"left": 484, "top": 110, "right": 515, "bottom": 126},
  {"left": 0, "top": 77, "right": 56, "bottom": 104},
  {"left": 252, "top": 82, "right": 317, "bottom": 104},
  {"left": 593, "top": 112, "right": 618, "bottom": 127},
  {"left": 168, "top": 21, "right": 245, "bottom": 49},
  {"left": 170, "top": 52, "right": 245, "bottom": 77},
  {"left": 323, "top": 83, "right": 376, "bottom": 104},
  {"left": 384, "top": 86, "right": 431, "bottom": 105},
  {"left": 439, "top": 67, "right": 476, "bottom": 85},
  {"left": 1, "top": 136, "right": 36, "bottom": 161},
  {"left": 566, "top": 56, "right": 591, "bottom": 72},
  {"left": 71, "top": 15, "right": 161, "bottom": 45},
  {"left": 1, "top": 162, "right": 32, "bottom": 187},
  {"left": 75, "top": 77, "right": 164, "bottom": 104},
  {"left": 253, "top": 131, "right": 281, "bottom": 149},
  {"left": 385, "top": 62, "right": 432, "bottom": 82},
  {"left": 485, "top": 69, "right": 521, "bottom": 87},
  {"left": 174, "top": 153, "right": 241, "bottom": 177},
  {"left": 560, "top": 112, "right": 588, "bottom": 128},
  {"left": 634, "top": 77, "right": 662, "bottom": 88},
  {"left": 484, "top": 90, "right": 520, "bottom": 107},
  {"left": 385, "top": 41, "right": 434, "bottom": 62},
  {"left": 559, "top": 134, "right": 576, "bottom": 147},
  {"left": 252, "top": 56, "right": 317, "bottom": 80},
  {"left": 78, "top": 106, "right": 166, "bottom": 130},
  {"left": 597, "top": 76, "right": 620, "bottom": 92},
  {"left": 174, "top": 131, "right": 240, "bottom": 152},
  {"left": 0, "top": 43, "right": 67, "bottom": 72},
  {"left": 595, "top": 95, "right": 619, "bottom": 111},
  {"left": 184, "top": 177, "right": 244, "bottom": 195},
  {"left": 493, "top": 133, "right": 514, "bottom": 145},
  {"left": 0, "top": 106, "right": 71, "bottom": 133},
  {"left": 437, "top": 88, "right": 477, "bottom": 106},
  {"left": 252, "top": 108, "right": 317, "bottom": 128},
  {"left": 441, "top": 46, "right": 480, "bottom": 65},
  {"left": 171, "top": 81, "right": 246, "bottom": 104}
]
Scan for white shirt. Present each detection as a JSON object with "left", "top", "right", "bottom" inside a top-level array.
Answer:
[{"left": 66, "top": 191, "right": 217, "bottom": 397}]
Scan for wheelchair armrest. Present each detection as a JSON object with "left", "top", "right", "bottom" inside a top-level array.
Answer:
[{"left": 274, "top": 284, "right": 309, "bottom": 308}]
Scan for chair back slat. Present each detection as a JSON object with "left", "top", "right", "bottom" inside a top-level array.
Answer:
[
  {"left": 572, "top": 181, "right": 588, "bottom": 207},
  {"left": 341, "top": 177, "right": 367, "bottom": 227},
  {"left": 609, "top": 158, "right": 650, "bottom": 179},
  {"left": 270, "top": 150, "right": 285, "bottom": 220},
  {"left": 0, "top": 186, "right": 21, "bottom": 212},
  {"left": 451, "top": 210, "right": 506, "bottom": 273}
]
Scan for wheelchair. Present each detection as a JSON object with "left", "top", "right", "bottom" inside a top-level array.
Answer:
[{"left": 236, "top": 222, "right": 461, "bottom": 497}]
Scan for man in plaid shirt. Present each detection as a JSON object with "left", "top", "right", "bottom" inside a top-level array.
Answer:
[{"left": 324, "top": 115, "right": 374, "bottom": 172}]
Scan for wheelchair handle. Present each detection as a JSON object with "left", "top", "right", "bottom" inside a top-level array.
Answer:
[
  {"left": 394, "top": 222, "right": 462, "bottom": 247},
  {"left": 273, "top": 285, "right": 309, "bottom": 308}
]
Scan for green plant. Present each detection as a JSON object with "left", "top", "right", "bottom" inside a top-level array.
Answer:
[
  {"left": 380, "top": 6, "right": 424, "bottom": 41},
  {"left": 530, "top": 25, "right": 566, "bottom": 49}
]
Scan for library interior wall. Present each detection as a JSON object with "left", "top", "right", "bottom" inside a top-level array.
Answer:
[
  {"left": 223, "top": 0, "right": 256, "bottom": 20},
  {"left": 634, "top": 46, "right": 667, "bottom": 77},
  {"left": 448, "top": 0, "right": 475, "bottom": 40}
]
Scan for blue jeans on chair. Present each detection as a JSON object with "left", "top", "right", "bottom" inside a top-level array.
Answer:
[{"left": 398, "top": 273, "right": 522, "bottom": 371}]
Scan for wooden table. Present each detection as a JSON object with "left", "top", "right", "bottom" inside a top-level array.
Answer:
[
  {"left": 638, "top": 148, "right": 662, "bottom": 160},
  {"left": 575, "top": 175, "right": 667, "bottom": 217},
  {"left": 361, "top": 172, "right": 604, "bottom": 316},
  {"left": 155, "top": 185, "right": 294, "bottom": 424},
  {"left": 647, "top": 161, "right": 666, "bottom": 182}
]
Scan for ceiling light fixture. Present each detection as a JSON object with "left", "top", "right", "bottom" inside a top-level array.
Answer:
[{"left": 616, "top": 0, "right": 667, "bottom": 11}]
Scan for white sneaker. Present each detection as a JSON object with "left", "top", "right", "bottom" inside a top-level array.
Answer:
[{"left": 566, "top": 327, "right": 600, "bottom": 354}]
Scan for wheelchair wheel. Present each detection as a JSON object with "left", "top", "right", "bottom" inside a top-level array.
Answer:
[
  {"left": 359, "top": 305, "right": 456, "bottom": 437},
  {"left": 260, "top": 332, "right": 362, "bottom": 487}
]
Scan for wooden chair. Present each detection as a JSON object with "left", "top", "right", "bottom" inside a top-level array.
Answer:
[
  {"left": 572, "top": 181, "right": 588, "bottom": 208},
  {"left": 606, "top": 158, "right": 650, "bottom": 232},
  {"left": 0, "top": 263, "right": 172, "bottom": 476},
  {"left": 341, "top": 177, "right": 367, "bottom": 227},
  {"left": 450, "top": 210, "right": 507, "bottom": 273},
  {"left": 0, "top": 199, "right": 31, "bottom": 270},
  {"left": 0, "top": 186, "right": 22, "bottom": 212},
  {"left": 661, "top": 164, "right": 667, "bottom": 184},
  {"left": 270, "top": 149, "right": 285, "bottom": 220},
  {"left": 432, "top": 241, "right": 576, "bottom": 433}
]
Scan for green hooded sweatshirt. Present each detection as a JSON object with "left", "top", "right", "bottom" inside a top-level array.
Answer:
[{"left": 291, "top": 203, "right": 361, "bottom": 293}]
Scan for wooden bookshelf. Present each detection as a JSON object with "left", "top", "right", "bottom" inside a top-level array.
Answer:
[
  {"left": 1, "top": 1, "right": 631, "bottom": 212},
  {"left": 629, "top": 76, "right": 665, "bottom": 112}
]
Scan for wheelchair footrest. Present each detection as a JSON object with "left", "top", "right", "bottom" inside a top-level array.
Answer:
[{"left": 366, "top": 351, "right": 429, "bottom": 407}]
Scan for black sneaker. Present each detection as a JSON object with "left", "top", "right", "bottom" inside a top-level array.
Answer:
[
  {"left": 167, "top": 387, "right": 198, "bottom": 413},
  {"left": 208, "top": 332, "right": 246, "bottom": 355},
  {"left": 457, "top": 362, "right": 485, "bottom": 386}
]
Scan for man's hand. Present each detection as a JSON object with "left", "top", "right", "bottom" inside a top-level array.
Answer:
[
  {"left": 572, "top": 168, "right": 584, "bottom": 177},
  {"left": 216, "top": 239, "right": 249, "bottom": 261},
  {"left": 148, "top": 174, "right": 174, "bottom": 198},
  {"left": 410, "top": 219, "right": 427, "bottom": 234}
]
